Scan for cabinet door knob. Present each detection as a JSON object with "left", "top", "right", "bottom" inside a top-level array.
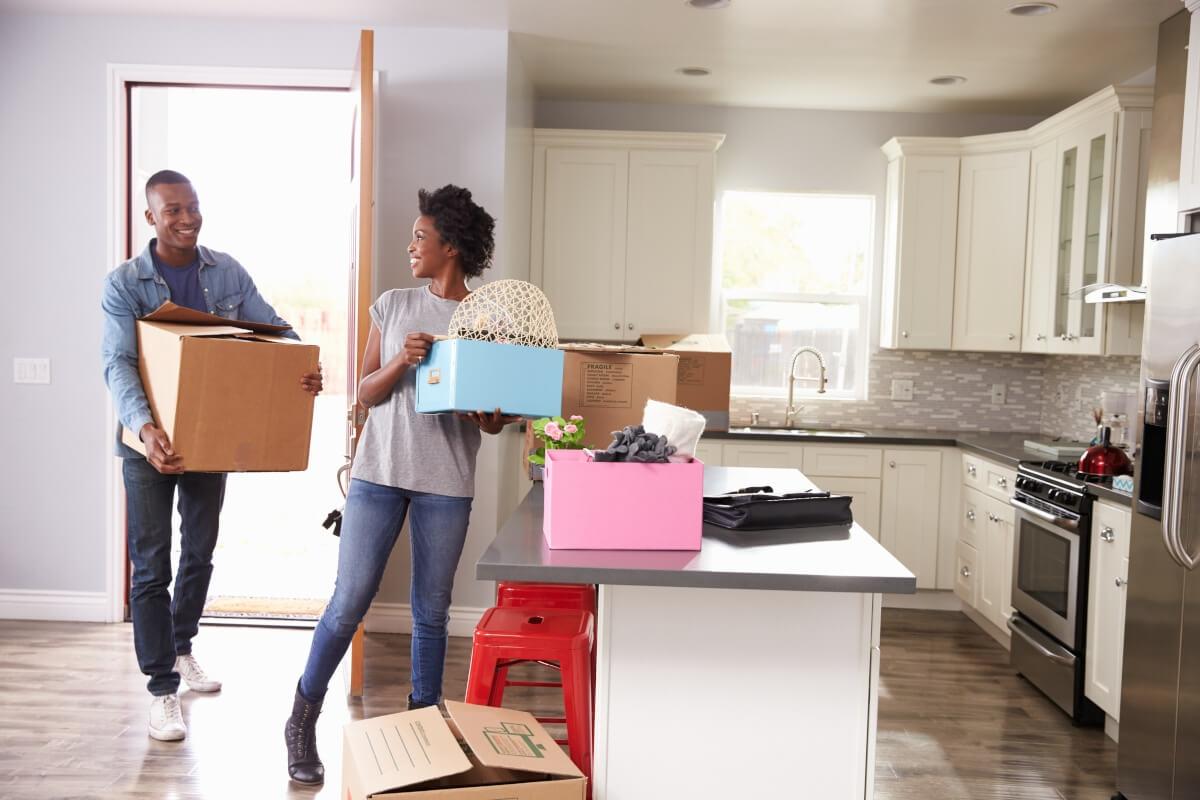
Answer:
[
  {"left": 1101, "top": 526, "right": 1115, "bottom": 542},
  {"left": 1008, "top": 333, "right": 1016, "bottom": 340},
  {"left": 613, "top": 322, "right": 620, "bottom": 330},
  {"left": 1116, "top": 577, "right": 1126, "bottom": 588},
  {"left": 987, "top": 512, "right": 998, "bottom": 523},
  {"left": 998, "top": 477, "right": 1008, "bottom": 489},
  {"left": 967, "top": 509, "right": 975, "bottom": 521},
  {"left": 967, "top": 465, "right": 977, "bottom": 476},
  {"left": 901, "top": 330, "right": 909, "bottom": 338},
  {"left": 627, "top": 323, "right": 634, "bottom": 330},
  {"left": 961, "top": 566, "right": 972, "bottom": 578},
  {"left": 889, "top": 460, "right": 896, "bottom": 468}
]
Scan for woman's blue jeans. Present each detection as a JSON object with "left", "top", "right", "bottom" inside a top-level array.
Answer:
[{"left": 299, "top": 478, "right": 472, "bottom": 706}]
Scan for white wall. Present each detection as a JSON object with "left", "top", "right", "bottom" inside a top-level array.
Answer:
[{"left": 0, "top": 12, "right": 513, "bottom": 622}]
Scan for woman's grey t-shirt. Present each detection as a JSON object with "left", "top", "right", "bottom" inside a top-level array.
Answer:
[{"left": 350, "top": 287, "right": 481, "bottom": 497}]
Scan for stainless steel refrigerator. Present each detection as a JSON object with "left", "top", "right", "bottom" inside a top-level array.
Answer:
[{"left": 1116, "top": 231, "right": 1200, "bottom": 799}]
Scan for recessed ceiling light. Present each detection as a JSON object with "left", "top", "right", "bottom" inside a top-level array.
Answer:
[
  {"left": 677, "top": 67, "right": 712, "bottom": 77},
  {"left": 685, "top": 0, "right": 731, "bottom": 9},
  {"left": 1008, "top": 2, "right": 1058, "bottom": 16},
  {"left": 929, "top": 75, "right": 967, "bottom": 86}
]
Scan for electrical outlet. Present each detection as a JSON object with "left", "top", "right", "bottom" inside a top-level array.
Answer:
[
  {"left": 891, "top": 379, "right": 914, "bottom": 401},
  {"left": 991, "top": 383, "right": 1007, "bottom": 406},
  {"left": 13, "top": 357, "right": 50, "bottom": 384}
]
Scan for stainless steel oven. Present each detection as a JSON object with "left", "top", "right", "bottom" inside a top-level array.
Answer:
[{"left": 1007, "top": 462, "right": 1103, "bottom": 726}]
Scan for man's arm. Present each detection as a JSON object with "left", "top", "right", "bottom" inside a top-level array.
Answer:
[{"left": 100, "top": 276, "right": 154, "bottom": 434}]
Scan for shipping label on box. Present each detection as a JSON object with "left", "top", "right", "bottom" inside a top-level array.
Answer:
[
  {"left": 559, "top": 345, "right": 679, "bottom": 449},
  {"left": 637, "top": 334, "right": 731, "bottom": 431},
  {"left": 121, "top": 302, "right": 318, "bottom": 473}
]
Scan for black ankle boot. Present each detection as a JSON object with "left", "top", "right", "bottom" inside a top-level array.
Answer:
[{"left": 285, "top": 683, "right": 324, "bottom": 785}]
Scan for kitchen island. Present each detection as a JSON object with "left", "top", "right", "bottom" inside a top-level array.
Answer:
[{"left": 477, "top": 466, "right": 915, "bottom": 800}]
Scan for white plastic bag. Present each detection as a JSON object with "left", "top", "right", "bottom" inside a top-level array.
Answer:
[{"left": 641, "top": 398, "right": 706, "bottom": 460}]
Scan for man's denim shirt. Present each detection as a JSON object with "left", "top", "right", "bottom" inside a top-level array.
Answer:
[{"left": 102, "top": 240, "right": 298, "bottom": 456}]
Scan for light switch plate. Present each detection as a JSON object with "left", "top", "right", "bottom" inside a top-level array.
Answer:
[
  {"left": 13, "top": 357, "right": 50, "bottom": 384},
  {"left": 891, "top": 379, "right": 914, "bottom": 401},
  {"left": 991, "top": 382, "right": 1007, "bottom": 406}
]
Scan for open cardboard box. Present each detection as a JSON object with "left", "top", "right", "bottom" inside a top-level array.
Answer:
[
  {"left": 637, "top": 334, "right": 731, "bottom": 431},
  {"left": 342, "top": 700, "right": 585, "bottom": 799},
  {"left": 119, "top": 302, "right": 319, "bottom": 473}
]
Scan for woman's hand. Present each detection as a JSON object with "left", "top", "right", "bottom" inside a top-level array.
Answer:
[
  {"left": 402, "top": 332, "right": 436, "bottom": 366},
  {"left": 458, "top": 408, "right": 521, "bottom": 435}
]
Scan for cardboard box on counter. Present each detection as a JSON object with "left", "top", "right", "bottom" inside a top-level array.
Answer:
[
  {"left": 342, "top": 701, "right": 585, "bottom": 800},
  {"left": 542, "top": 449, "right": 703, "bottom": 550},
  {"left": 120, "top": 302, "right": 318, "bottom": 473},
  {"left": 559, "top": 343, "right": 679, "bottom": 449},
  {"left": 415, "top": 338, "right": 564, "bottom": 419},
  {"left": 637, "top": 333, "right": 731, "bottom": 431}
]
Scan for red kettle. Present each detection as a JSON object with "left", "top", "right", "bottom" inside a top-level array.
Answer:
[{"left": 1078, "top": 426, "right": 1132, "bottom": 477}]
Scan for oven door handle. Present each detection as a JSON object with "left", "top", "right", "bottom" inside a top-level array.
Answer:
[
  {"left": 1008, "top": 497, "right": 1079, "bottom": 532},
  {"left": 1007, "top": 616, "right": 1075, "bottom": 666}
]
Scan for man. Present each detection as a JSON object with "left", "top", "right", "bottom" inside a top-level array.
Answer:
[{"left": 101, "top": 170, "right": 322, "bottom": 741}]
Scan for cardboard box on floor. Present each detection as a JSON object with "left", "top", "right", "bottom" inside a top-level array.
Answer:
[
  {"left": 637, "top": 334, "right": 731, "bottom": 431},
  {"left": 119, "top": 302, "right": 319, "bottom": 473},
  {"left": 342, "top": 701, "right": 585, "bottom": 799}
]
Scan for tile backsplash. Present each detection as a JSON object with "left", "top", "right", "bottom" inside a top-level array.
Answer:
[{"left": 730, "top": 350, "right": 1140, "bottom": 440}]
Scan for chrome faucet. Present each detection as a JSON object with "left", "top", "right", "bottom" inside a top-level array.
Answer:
[{"left": 785, "top": 346, "right": 828, "bottom": 428}]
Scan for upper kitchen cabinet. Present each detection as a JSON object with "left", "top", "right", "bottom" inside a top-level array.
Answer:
[
  {"left": 1178, "top": 2, "right": 1200, "bottom": 215},
  {"left": 879, "top": 142, "right": 960, "bottom": 350},
  {"left": 1022, "top": 87, "right": 1153, "bottom": 355},
  {"left": 530, "top": 130, "right": 724, "bottom": 342},
  {"left": 952, "top": 146, "right": 1031, "bottom": 352}
]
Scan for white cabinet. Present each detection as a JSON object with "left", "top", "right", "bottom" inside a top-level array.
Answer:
[
  {"left": 976, "top": 494, "right": 1015, "bottom": 631},
  {"left": 720, "top": 441, "right": 802, "bottom": 469},
  {"left": 879, "top": 448, "right": 942, "bottom": 589},
  {"left": 879, "top": 145, "right": 960, "bottom": 350},
  {"left": 1180, "top": 2, "right": 1200, "bottom": 214},
  {"left": 1022, "top": 89, "right": 1152, "bottom": 356},
  {"left": 1086, "top": 501, "right": 1132, "bottom": 720},
  {"left": 951, "top": 149, "right": 1031, "bottom": 352},
  {"left": 959, "top": 453, "right": 1016, "bottom": 634},
  {"left": 531, "top": 130, "right": 722, "bottom": 343},
  {"left": 955, "top": 539, "right": 979, "bottom": 608},
  {"left": 815, "top": 477, "right": 881, "bottom": 541}
]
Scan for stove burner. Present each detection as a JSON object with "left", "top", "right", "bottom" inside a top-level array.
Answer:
[{"left": 1026, "top": 460, "right": 1114, "bottom": 488}]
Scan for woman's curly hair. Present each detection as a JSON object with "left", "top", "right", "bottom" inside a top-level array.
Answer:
[{"left": 417, "top": 185, "right": 496, "bottom": 278}]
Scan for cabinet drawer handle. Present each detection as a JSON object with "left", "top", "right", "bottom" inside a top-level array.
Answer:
[
  {"left": 966, "top": 509, "right": 975, "bottom": 521},
  {"left": 1036, "top": 334, "right": 1046, "bottom": 341},
  {"left": 901, "top": 330, "right": 909, "bottom": 338},
  {"left": 961, "top": 566, "right": 972, "bottom": 578},
  {"left": 967, "top": 465, "right": 977, "bottom": 477},
  {"left": 1008, "top": 333, "right": 1016, "bottom": 341},
  {"left": 613, "top": 322, "right": 620, "bottom": 330},
  {"left": 998, "top": 477, "right": 1008, "bottom": 489},
  {"left": 1101, "top": 526, "right": 1115, "bottom": 542},
  {"left": 987, "top": 512, "right": 998, "bottom": 523}
]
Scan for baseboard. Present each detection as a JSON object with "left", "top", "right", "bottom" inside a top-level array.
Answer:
[
  {"left": 364, "top": 602, "right": 487, "bottom": 638},
  {"left": 0, "top": 589, "right": 110, "bottom": 622},
  {"left": 882, "top": 590, "right": 963, "bottom": 611}
]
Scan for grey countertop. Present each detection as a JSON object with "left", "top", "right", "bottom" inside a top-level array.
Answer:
[
  {"left": 706, "top": 428, "right": 1134, "bottom": 507},
  {"left": 477, "top": 466, "right": 917, "bottom": 594}
]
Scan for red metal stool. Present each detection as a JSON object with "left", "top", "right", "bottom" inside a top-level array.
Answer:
[
  {"left": 494, "top": 582, "right": 597, "bottom": 698},
  {"left": 465, "top": 606, "right": 594, "bottom": 784}
]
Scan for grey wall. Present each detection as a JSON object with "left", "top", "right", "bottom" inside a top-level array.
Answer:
[{"left": 0, "top": 12, "right": 512, "bottom": 619}]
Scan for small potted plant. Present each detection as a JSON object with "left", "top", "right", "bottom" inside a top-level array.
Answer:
[{"left": 527, "top": 415, "right": 586, "bottom": 480}]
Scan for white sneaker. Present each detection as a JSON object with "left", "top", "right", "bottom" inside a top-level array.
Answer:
[
  {"left": 175, "top": 654, "right": 222, "bottom": 693},
  {"left": 148, "top": 693, "right": 186, "bottom": 741}
]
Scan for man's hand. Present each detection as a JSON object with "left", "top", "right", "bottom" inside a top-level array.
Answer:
[
  {"left": 140, "top": 423, "right": 184, "bottom": 474},
  {"left": 457, "top": 408, "right": 521, "bottom": 436},
  {"left": 301, "top": 362, "right": 323, "bottom": 396},
  {"left": 402, "top": 333, "right": 436, "bottom": 366}
]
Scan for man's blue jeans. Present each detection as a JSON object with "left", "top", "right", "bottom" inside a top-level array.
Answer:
[
  {"left": 123, "top": 457, "right": 226, "bottom": 696},
  {"left": 299, "top": 479, "right": 472, "bottom": 706}
]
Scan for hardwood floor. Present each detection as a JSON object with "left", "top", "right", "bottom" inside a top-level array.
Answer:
[{"left": 0, "top": 609, "right": 1117, "bottom": 799}]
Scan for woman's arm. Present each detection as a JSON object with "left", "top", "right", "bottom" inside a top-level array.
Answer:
[{"left": 357, "top": 326, "right": 435, "bottom": 408}]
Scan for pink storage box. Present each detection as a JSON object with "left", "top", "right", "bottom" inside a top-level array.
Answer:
[{"left": 542, "top": 449, "right": 704, "bottom": 550}]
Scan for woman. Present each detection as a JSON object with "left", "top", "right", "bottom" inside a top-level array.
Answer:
[{"left": 284, "top": 185, "right": 515, "bottom": 785}]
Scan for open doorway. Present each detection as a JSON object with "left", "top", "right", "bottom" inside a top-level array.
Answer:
[{"left": 127, "top": 83, "right": 350, "bottom": 622}]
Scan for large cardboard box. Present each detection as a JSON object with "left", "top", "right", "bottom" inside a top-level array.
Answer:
[
  {"left": 638, "top": 333, "right": 732, "bottom": 431},
  {"left": 543, "top": 449, "right": 703, "bottom": 550},
  {"left": 559, "top": 344, "right": 679, "bottom": 449},
  {"left": 415, "top": 338, "right": 564, "bottom": 419},
  {"left": 342, "top": 701, "right": 585, "bottom": 799},
  {"left": 120, "top": 302, "right": 319, "bottom": 473}
]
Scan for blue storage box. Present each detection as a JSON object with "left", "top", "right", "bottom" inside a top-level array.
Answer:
[{"left": 415, "top": 338, "right": 564, "bottom": 418}]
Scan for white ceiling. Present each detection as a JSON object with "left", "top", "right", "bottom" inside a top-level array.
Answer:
[{"left": 0, "top": 0, "right": 1183, "bottom": 114}]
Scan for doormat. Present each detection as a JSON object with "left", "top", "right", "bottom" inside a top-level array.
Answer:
[{"left": 204, "top": 596, "right": 326, "bottom": 619}]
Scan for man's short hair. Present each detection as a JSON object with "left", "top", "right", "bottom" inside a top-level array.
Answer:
[{"left": 145, "top": 170, "right": 192, "bottom": 204}]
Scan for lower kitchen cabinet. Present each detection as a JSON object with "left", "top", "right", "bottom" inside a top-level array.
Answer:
[
  {"left": 955, "top": 539, "right": 979, "bottom": 608},
  {"left": 693, "top": 440, "right": 724, "bottom": 467},
  {"left": 719, "top": 441, "right": 802, "bottom": 468},
  {"left": 814, "top": 476, "right": 882, "bottom": 541},
  {"left": 1086, "top": 500, "right": 1132, "bottom": 720},
  {"left": 976, "top": 494, "right": 1015, "bottom": 631},
  {"left": 958, "top": 455, "right": 1016, "bottom": 635},
  {"left": 879, "top": 448, "right": 943, "bottom": 589}
]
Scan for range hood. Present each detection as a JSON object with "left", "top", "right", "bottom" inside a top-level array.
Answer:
[{"left": 1082, "top": 282, "right": 1147, "bottom": 304}]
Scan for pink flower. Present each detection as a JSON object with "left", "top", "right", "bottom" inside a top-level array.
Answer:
[
  {"left": 544, "top": 421, "right": 563, "bottom": 441},
  {"left": 564, "top": 424, "right": 578, "bottom": 434},
  {"left": 569, "top": 415, "right": 583, "bottom": 421}
]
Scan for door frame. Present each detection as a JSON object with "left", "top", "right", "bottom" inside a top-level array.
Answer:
[{"left": 103, "top": 63, "right": 362, "bottom": 623}]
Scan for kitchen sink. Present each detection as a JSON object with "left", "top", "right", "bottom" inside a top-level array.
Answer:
[{"left": 728, "top": 426, "right": 870, "bottom": 438}]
